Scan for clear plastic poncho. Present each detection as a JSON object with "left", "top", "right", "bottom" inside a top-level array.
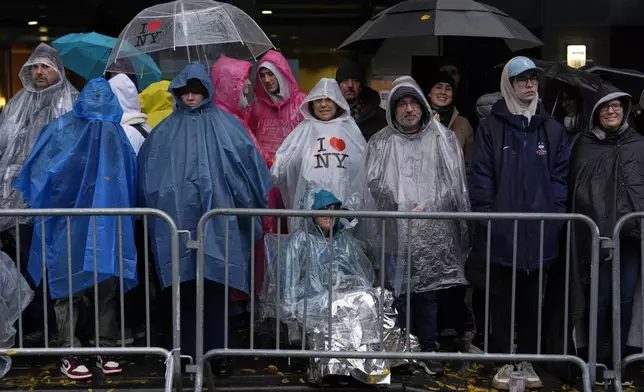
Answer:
[
  {"left": 271, "top": 78, "right": 366, "bottom": 232},
  {"left": 260, "top": 217, "right": 374, "bottom": 325},
  {"left": 0, "top": 43, "right": 78, "bottom": 232},
  {"left": 259, "top": 190, "right": 390, "bottom": 384},
  {"left": 357, "top": 76, "right": 470, "bottom": 295}
]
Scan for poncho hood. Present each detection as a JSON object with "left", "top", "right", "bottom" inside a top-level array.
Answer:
[
  {"left": 169, "top": 62, "right": 213, "bottom": 112},
  {"left": 254, "top": 50, "right": 301, "bottom": 108},
  {"left": 299, "top": 78, "right": 351, "bottom": 122},
  {"left": 0, "top": 43, "right": 78, "bottom": 232},
  {"left": 210, "top": 56, "right": 252, "bottom": 119}
]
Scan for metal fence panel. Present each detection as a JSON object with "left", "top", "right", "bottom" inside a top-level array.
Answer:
[
  {"left": 611, "top": 212, "right": 644, "bottom": 392},
  {"left": 0, "top": 208, "right": 182, "bottom": 392},
  {"left": 195, "top": 209, "right": 601, "bottom": 392}
]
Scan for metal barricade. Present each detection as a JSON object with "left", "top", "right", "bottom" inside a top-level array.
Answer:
[
  {"left": 0, "top": 208, "right": 182, "bottom": 392},
  {"left": 611, "top": 212, "right": 644, "bottom": 392},
  {"left": 194, "top": 209, "right": 601, "bottom": 392}
]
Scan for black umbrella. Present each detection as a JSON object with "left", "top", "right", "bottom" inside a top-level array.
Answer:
[
  {"left": 581, "top": 65, "right": 644, "bottom": 99},
  {"left": 338, "top": 0, "right": 543, "bottom": 53},
  {"left": 494, "top": 59, "right": 603, "bottom": 93}
]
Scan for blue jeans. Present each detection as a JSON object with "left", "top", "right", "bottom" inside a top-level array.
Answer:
[
  {"left": 395, "top": 291, "right": 438, "bottom": 352},
  {"left": 596, "top": 243, "right": 640, "bottom": 363}
]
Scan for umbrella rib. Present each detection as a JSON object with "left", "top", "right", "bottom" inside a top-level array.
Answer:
[{"left": 221, "top": 7, "right": 246, "bottom": 47}]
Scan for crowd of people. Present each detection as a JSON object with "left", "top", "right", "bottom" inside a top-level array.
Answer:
[{"left": 0, "top": 42, "right": 643, "bottom": 390}]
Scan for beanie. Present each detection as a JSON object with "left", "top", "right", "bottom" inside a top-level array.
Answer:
[{"left": 335, "top": 60, "right": 364, "bottom": 84}]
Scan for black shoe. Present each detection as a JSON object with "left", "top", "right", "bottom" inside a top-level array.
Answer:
[
  {"left": 211, "top": 358, "right": 232, "bottom": 379},
  {"left": 420, "top": 359, "right": 445, "bottom": 376}
]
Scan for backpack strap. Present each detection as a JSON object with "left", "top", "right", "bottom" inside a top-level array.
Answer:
[{"left": 131, "top": 124, "right": 148, "bottom": 138}]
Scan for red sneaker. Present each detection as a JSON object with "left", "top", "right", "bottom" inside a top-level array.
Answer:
[
  {"left": 96, "top": 355, "right": 122, "bottom": 375},
  {"left": 61, "top": 357, "right": 92, "bottom": 380}
]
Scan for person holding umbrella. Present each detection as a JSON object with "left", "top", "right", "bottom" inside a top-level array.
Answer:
[{"left": 469, "top": 56, "right": 570, "bottom": 390}]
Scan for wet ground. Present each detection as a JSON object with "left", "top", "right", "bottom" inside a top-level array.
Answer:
[
  {"left": 1, "top": 316, "right": 640, "bottom": 391},
  {"left": 0, "top": 354, "right": 587, "bottom": 392}
]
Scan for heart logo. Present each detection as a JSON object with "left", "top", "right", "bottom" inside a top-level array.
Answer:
[
  {"left": 329, "top": 137, "right": 346, "bottom": 152},
  {"left": 148, "top": 20, "right": 162, "bottom": 32}
]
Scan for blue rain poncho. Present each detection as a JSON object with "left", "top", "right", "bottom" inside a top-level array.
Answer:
[
  {"left": 14, "top": 78, "right": 138, "bottom": 299},
  {"left": 137, "top": 62, "right": 271, "bottom": 291}
]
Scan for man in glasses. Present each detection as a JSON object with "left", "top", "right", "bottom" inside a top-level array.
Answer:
[
  {"left": 568, "top": 84, "right": 644, "bottom": 386},
  {"left": 468, "top": 56, "right": 570, "bottom": 390}
]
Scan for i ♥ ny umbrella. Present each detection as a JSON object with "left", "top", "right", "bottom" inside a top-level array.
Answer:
[
  {"left": 339, "top": 0, "right": 543, "bottom": 53},
  {"left": 106, "top": 0, "right": 274, "bottom": 79}
]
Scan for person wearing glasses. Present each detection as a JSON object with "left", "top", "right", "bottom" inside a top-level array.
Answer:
[
  {"left": 468, "top": 56, "right": 570, "bottom": 390},
  {"left": 569, "top": 84, "right": 644, "bottom": 386}
]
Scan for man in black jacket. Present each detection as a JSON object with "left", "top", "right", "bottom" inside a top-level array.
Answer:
[{"left": 336, "top": 61, "right": 387, "bottom": 141}]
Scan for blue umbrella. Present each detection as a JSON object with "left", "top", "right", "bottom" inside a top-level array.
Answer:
[{"left": 52, "top": 32, "right": 162, "bottom": 91}]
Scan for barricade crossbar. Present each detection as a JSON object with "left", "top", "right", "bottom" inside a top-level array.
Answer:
[{"left": 195, "top": 209, "right": 601, "bottom": 392}]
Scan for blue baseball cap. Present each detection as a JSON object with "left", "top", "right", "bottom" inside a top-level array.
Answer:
[{"left": 507, "top": 56, "right": 543, "bottom": 78}]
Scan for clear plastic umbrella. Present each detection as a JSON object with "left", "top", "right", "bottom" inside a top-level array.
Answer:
[{"left": 105, "top": 0, "right": 273, "bottom": 79}]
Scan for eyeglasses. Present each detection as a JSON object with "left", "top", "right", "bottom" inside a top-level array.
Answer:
[
  {"left": 397, "top": 100, "right": 421, "bottom": 110},
  {"left": 599, "top": 102, "right": 623, "bottom": 114},
  {"left": 513, "top": 75, "right": 539, "bottom": 86}
]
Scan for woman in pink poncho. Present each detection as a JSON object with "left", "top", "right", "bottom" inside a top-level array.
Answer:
[{"left": 210, "top": 55, "right": 280, "bottom": 301}]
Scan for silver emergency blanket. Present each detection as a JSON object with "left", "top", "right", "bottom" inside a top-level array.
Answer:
[
  {"left": 0, "top": 43, "right": 78, "bottom": 232},
  {"left": 356, "top": 76, "right": 470, "bottom": 295},
  {"left": 260, "top": 221, "right": 374, "bottom": 324},
  {"left": 260, "top": 219, "right": 419, "bottom": 385},
  {"left": 271, "top": 78, "right": 366, "bottom": 232}
]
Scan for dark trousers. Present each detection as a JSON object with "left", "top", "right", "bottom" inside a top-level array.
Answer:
[
  {"left": 437, "top": 286, "right": 476, "bottom": 336},
  {"left": 396, "top": 291, "right": 438, "bottom": 352},
  {"left": 488, "top": 264, "right": 544, "bottom": 354},
  {"left": 178, "top": 279, "right": 229, "bottom": 360},
  {"left": 596, "top": 243, "right": 640, "bottom": 363}
]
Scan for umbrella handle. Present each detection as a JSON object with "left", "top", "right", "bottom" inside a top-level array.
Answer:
[{"left": 551, "top": 91, "right": 560, "bottom": 117}]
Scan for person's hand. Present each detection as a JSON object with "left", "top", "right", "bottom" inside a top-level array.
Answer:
[
  {"left": 412, "top": 205, "right": 424, "bottom": 212},
  {"left": 433, "top": 112, "right": 440, "bottom": 121}
]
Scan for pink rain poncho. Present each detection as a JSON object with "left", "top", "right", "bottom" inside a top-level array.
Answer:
[
  {"left": 246, "top": 50, "right": 307, "bottom": 161},
  {"left": 210, "top": 55, "right": 280, "bottom": 301},
  {"left": 210, "top": 56, "right": 270, "bottom": 165}
]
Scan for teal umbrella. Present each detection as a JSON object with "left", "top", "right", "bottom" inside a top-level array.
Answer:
[{"left": 52, "top": 32, "right": 162, "bottom": 91}]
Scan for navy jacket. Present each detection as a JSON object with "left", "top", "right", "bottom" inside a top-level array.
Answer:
[{"left": 469, "top": 99, "right": 570, "bottom": 271}]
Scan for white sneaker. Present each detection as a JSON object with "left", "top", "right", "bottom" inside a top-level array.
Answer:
[
  {"left": 517, "top": 362, "right": 543, "bottom": 389},
  {"left": 492, "top": 364, "right": 515, "bottom": 390}
]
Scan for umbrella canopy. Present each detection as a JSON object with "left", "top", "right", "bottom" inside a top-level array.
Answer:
[
  {"left": 52, "top": 32, "right": 162, "bottom": 91},
  {"left": 495, "top": 59, "right": 603, "bottom": 93},
  {"left": 339, "top": 0, "right": 543, "bottom": 53},
  {"left": 105, "top": 0, "right": 274, "bottom": 79},
  {"left": 582, "top": 65, "right": 644, "bottom": 98}
]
